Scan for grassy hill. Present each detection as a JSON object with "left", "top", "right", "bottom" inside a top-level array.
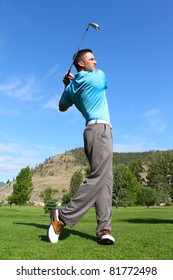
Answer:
[
  {"left": 31, "top": 149, "right": 87, "bottom": 202},
  {"left": 0, "top": 149, "right": 88, "bottom": 203}
]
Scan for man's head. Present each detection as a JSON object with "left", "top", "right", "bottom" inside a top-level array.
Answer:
[{"left": 73, "top": 49, "right": 97, "bottom": 72}]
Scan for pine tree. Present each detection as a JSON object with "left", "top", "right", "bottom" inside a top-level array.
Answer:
[
  {"left": 62, "top": 171, "right": 84, "bottom": 204},
  {"left": 128, "top": 159, "right": 143, "bottom": 184},
  {"left": 113, "top": 164, "right": 141, "bottom": 207},
  {"left": 9, "top": 166, "right": 33, "bottom": 206},
  {"left": 138, "top": 187, "right": 157, "bottom": 207},
  {"left": 146, "top": 151, "right": 173, "bottom": 205},
  {"left": 40, "top": 187, "right": 57, "bottom": 213}
]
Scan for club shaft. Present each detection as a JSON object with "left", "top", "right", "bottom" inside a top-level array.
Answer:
[{"left": 67, "top": 24, "right": 90, "bottom": 75}]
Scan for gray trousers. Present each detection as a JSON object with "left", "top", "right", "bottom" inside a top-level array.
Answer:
[{"left": 59, "top": 123, "right": 113, "bottom": 234}]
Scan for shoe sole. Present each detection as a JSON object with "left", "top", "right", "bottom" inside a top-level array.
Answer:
[
  {"left": 97, "top": 234, "right": 115, "bottom": 245},
  {"left": 48, "top": 209, "right": 60, "bottom": 243}
]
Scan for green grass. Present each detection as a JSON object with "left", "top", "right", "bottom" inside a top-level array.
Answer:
[{"left": 0, "top": 206, "right": 172, "bottom": 260}]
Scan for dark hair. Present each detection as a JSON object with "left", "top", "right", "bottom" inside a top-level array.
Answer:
[{"left": 73, "top": 49, "right": 92, "bottom": 69}]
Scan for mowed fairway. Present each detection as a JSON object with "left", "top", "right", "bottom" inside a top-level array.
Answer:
[{"left": 0, "top": 206, "right": 172, "bottom": 260}]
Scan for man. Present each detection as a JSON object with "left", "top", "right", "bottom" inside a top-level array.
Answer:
[{"left": 48, "top": 49, "right": 115, "bottom": 245}]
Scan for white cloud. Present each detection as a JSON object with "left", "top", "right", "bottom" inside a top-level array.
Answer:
[
  {"left": 0, "top": 155, "right": 28, "bottom": 177},
  {"left": 113, "top": 142, "right": 152, "bottom": 153},
  {"left": 0, "top": 76, "right": 43, "bottom": 101},
  {"left": 42, "top": 65, "right": 59, "bottom": 81},
  {"left": 0, "top": 142, "right": 21, "bottom": 153},
  {"left": 0, "top": 141, "right": 60, "bottom": 182},
  {"left": 44, "top": 96, "right": 59, "bottom": 110},
  {"left": 144, "top": 108, "right": 160, "bottom": 117},
  {"left": 143, "top": 108, "right": 167, "bottom": 133}
]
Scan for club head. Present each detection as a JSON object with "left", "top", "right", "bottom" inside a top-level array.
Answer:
[{"left": 89, "top": 22, "right": 100, "bottom": 31}]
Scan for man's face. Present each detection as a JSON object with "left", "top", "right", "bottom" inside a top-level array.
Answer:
[{"left": 79, "top": 52, "right": 97, "bottom": 71}]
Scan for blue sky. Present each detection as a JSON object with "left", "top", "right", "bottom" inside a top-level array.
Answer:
[{"left": 0, "top": 0, "right": 173, "bottom": 182}]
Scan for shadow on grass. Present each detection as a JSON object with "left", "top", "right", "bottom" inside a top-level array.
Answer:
[
  {"left": 14, "top": 222, "right": 96, "bottom": 243},
  {"left": 60, "top": 228, "right": 96, "bottom": 242},
  {"left": 122, "top": 218, "right": 173, "bottom": 224}
]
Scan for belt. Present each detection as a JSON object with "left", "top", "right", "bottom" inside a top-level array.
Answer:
[{"left": 87, "top": 119, "right": 112, "bottom": 128}]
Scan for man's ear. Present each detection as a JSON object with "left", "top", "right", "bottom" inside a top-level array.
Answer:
[{"left": 78, "top": 60, "right": 84, "bottom": 67}]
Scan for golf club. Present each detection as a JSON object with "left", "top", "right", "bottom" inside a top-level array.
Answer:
[{"left": 67, "top": 22, "right": 100, "bottom": 75}]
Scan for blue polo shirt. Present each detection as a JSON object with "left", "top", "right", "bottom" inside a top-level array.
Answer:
[{"left": 61, "top": 69, "right": 110, "bottom": 124}]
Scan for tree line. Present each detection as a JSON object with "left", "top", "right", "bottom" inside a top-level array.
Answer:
[
  {"left": 62, "top": 150, "right": 173, "bottom": 208},
  {"left": 6, "top": 150, "right": 173, "bottom": 209}
]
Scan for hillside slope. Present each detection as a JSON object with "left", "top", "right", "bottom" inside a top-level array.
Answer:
[{"left": 0, "top": 149, "right": 87, "bottom": 203}]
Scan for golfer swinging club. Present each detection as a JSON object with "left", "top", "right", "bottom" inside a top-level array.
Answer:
[{"left": 48, "top": 48, "right": 115, "bottom": 245}]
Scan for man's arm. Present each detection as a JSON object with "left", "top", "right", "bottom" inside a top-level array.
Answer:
[
  {"left": 58, "top": 72, "right": 75, "bottom": 112},
  {"left": 59, "top": 90, "right": 69, "bottom": 112}
]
